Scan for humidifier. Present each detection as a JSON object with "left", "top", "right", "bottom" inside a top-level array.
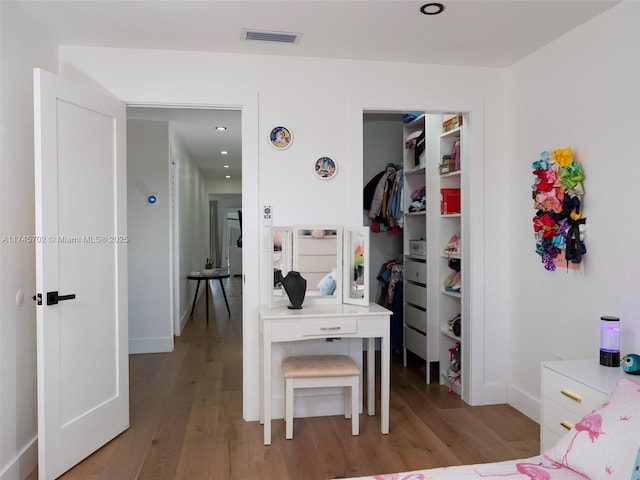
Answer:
[{"left": 599, "top": 316, "right": 620, "bottom": 367}]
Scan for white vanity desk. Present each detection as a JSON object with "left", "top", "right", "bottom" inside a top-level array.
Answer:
[{"left": 259, "top": 303, "right": 392, "bottom": 445}]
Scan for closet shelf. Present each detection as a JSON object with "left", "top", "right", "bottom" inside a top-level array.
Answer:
[
  {"left": 441, "top": 213, "right": 461, "bottom": 219},
  {"left": 405, "top": 254, "right": 426, "bottom": 261},
  {"left": 440, "top": 327, "right": 460, "bottom": 341},
  {"left": 439, "top": 170, "right": 461, "bottom": 178},
  {"left": 442, "top": 289, "right": 462, "bottom": 299},
  {"left": 406, "top": 211, "right": 426, "bottom": 217},
  {"left": 405, "top": 165, "right": 426, "bottom": 175},
  {"left": 439, "top": 126, "right": 462, "bottom": 138}
]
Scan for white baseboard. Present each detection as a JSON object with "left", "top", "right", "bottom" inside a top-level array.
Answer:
[
  {"left": 129, "top": 336, "right": 174, "bottom": 354},
  {"left": 0, "top": 436, "right": 37, "bottom": 480},
  {"left": 507, "top": 382, "right": 540, "bottom": 423}
]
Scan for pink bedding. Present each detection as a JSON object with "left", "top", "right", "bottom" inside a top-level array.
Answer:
[{"left": 336, "top": 455, "right": 587, "bottom": 480}]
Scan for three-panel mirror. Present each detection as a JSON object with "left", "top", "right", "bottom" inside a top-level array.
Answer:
[{"left": 269, "top": 226, "right": 369, "bottom": 307}]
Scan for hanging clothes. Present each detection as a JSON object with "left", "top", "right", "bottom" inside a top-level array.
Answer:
[{"left": 364, "top": 164, "right": 403, "bottom": 232}]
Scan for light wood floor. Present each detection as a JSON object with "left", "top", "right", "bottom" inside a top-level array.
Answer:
[{"left": 29, "top": 277, "right": 540, "bottom": 480}]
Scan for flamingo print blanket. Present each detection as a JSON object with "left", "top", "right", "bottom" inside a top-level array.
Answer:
[{"left": 336, "top": 455, "right": 586, "bottom": 480}]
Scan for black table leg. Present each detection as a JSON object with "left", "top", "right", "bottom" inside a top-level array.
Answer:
[
  {"left": 190, "top": 280, "right": 201, "bottom": 318},
  {"left": 218, "top": 278, "right": 231, "bottom": 317},
  {"left": 205, "top": 280, "right": 210, "bottom": 323}
]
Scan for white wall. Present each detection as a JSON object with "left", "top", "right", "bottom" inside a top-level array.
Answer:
[
  {"left": 127, "top": 119, "right": 173, "bottom": 353},
  {"left": 56, "top": 45, "right": 508, "bottom": 421},
  {"left": 171, "top": 129, "right": 208, "bottom": 331},
  {"left": 505, "top": 1, "right": 640, "bottom": 421},
  {"left": 0, "top": 3, "right": 57, "bottom": 479}
]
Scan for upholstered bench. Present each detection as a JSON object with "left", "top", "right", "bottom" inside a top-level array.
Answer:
[{"left": 281, "top": 354, "right": 361, "bottom": 439}]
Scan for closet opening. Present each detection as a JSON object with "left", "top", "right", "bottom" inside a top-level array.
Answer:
[{"left": 363, "top": 111, "right": 466, "bottom": 394}]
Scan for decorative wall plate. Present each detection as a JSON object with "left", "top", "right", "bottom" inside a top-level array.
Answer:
[
  {"left": 314, "top": 157, "right": 337, "bottom": 180},
  {"left": 269, "top": 125, "right": 293, "bottom": 149}
]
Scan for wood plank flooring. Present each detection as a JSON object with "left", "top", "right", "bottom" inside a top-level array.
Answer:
[{"left": 28, "top": 277, "right": 540, "bottom": 480}]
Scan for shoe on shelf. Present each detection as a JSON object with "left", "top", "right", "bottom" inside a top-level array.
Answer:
[
  {"left": 444, "top": 272, "right": 461, "bottom": 292},
  {"left": 443, "top": 234, "right": 461, "bottom": 256},
  {"left": 443, "top": 271, "right": 457, "bottom": 288}
]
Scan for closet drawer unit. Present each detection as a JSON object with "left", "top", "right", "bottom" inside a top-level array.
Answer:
[
  {"left": 405, "top": 282, "right": 427, "bottom": 309},
  {"left": 405, "top": 259, "right": 427, "bottom": 285},
  {"left": 405, "top": 304, "right": 427, "bottom": 333},
  {"left": 405, "top": 326, "right": 427, "bottom": 360}
]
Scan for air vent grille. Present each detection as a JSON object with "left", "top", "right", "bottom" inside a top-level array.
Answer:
[{"left": 241, "top": 29, "right": 302, "bottom": 44}]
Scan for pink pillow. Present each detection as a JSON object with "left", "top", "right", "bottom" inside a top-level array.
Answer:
[{"left": 544, "top": 376, "right": 640, "bottom": 480}]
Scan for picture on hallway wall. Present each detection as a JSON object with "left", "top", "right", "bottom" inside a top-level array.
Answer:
[{"left": 532, "top": 146, "right": 586, "bottom": 271}]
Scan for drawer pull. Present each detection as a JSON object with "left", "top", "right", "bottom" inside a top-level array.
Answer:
[
  {"left": 560, "top": 421, "right": 573, "bottom": 431},
  {"left": 320, "top": 326, "right": 341, "bottom": 331},
  {"left": 560, "top": 389, "right": 582, "bottom": 402}
]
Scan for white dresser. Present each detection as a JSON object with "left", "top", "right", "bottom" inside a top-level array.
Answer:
[{"left": 540, "top": 358, "right": 627, "bottom": 452}]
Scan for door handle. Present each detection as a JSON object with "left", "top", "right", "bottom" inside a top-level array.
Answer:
[{"left": 46, "top": 291, "right": 76, "bottom": 306}]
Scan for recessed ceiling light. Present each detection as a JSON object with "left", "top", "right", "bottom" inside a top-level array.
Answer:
[
  {"left": 221, "top": 151, "right": 228, "bottom": 155},
  {"left": 420, "top": 2, "right": 444, "bottom": 15},
  {"left": 215, "top": 126, "right": 227, "bottom": 131},
  {"left": 225, "top": 175, "right": 231, "bottom": 179},
  {"left": 223, "top": 165, "right": 230, "bottom": 168}
]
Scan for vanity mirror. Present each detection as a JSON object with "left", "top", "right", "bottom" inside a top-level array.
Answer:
[{"left": 269, "top": 225, "right": 369, "bottom": 307}]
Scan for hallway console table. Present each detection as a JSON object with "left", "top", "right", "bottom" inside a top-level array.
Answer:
[{"left": 259, "top": 303, "right": 392, "bottom": 445}]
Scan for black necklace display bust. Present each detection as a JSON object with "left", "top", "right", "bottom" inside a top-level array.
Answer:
[{"left": 280, "top": 271, "right": 307, "bottom": 309}]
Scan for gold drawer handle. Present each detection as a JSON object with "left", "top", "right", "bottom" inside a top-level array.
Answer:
[
  {"left": 560, "top": 389, "right": 582, "bottom": 402},
  {"left": 560, "top": 421, "right": 573, "bottom": 431},
  {"left": 320, "top": 326, "right": 341, "bottom": 331}
]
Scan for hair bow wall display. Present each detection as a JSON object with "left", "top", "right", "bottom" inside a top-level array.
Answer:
[{"left": 532, "top": 146, "right": 586, "bottom": 271}]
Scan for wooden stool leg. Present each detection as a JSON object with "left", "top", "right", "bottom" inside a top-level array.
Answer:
[
  {"left": 351, "top": 376, "right": 359, "bottom": 436},
  {"left": 285, "top": 378, "right": 294, "bottom": 440}
]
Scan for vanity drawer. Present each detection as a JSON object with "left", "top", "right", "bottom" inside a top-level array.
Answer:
[
  {"left": 542, "top": 368, "right": 609, "bottom": 417},
  {"left": 405, "top": 259, "right": 427, "bottom": 285},
  {"left": 405, "top": 304, "right": 427, "bottom": 333},
  {"left": 405, "top": 282, "right": 427, "bottom": 309},
  {"left": 301, "top": 318, "right": 357, "bottom": 336}
]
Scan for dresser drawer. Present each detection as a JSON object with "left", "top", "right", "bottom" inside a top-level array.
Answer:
[
  {"left": 405, "top": 304, "right": 427, "bottom": 333},
  {"left": 405, "top": 325, "right": 426, "bottom": 360},
  {"left": 542, "top": 368, "right": 609, "bottom": 417},
  {"left": 405, "top": 282, "right": 427, "bottom": 309},
  {"left": 405, "top": 259, "right": 427, "bottom": 285},
  {"left": 301, "top": 318, "right": 357, "bottom": 336},
  {"left": 540, "top": 426, "right": 562, "bottom": 453},
  {"left": 542, "top": 397, "right": 583, "bottom": 438}
]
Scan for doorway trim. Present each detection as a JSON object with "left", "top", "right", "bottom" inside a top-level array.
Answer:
[
  {"left": 127, "top": 96, "right": 259, "bottom": 421},
  {"left": 349, "top": 94, "right": 492, "bottom": 405}
]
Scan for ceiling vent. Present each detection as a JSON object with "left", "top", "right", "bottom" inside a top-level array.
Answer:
[{"left": 241, "top": 29, "right": 302, "bottom": 44}]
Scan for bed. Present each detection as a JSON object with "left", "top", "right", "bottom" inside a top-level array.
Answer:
[{"left": 336, "top": 376, "right": 640, "bottom": 480}]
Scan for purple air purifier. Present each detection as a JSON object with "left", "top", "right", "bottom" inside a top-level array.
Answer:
[{"left": 599, "top": 316, "right": 620, "bottom": 367}]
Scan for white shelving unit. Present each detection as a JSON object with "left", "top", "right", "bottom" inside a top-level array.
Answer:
[
  {"left": 433, "top": 121, "right": 464, "bottom": 396},
  {"left": 401, "top": 115, "right": 441, "bottom": 378}
]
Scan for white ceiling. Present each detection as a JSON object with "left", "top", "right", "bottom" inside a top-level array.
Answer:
[{"left": 16, "top": 0, "right": 620, "bottom": 180}]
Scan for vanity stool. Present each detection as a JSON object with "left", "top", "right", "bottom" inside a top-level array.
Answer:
[{"left": 281, "top": 354, "right": 360, "bottom": 440}]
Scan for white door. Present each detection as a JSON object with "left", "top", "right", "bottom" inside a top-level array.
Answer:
[{"left": 33, "top": 68, "right": 129, "bottom": 480}]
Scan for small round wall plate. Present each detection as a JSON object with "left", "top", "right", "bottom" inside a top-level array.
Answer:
[
  {"left": 269, "top": 125, "right": 293, "bottom": 149},
  {"left": 314, "top": 157, "right": 337, "bottom": 180}
]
